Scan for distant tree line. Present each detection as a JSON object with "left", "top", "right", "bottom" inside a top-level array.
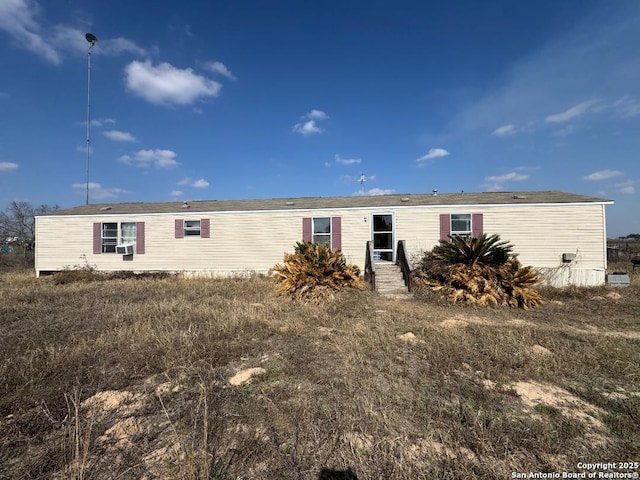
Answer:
[
  {"left": 0, "top": 201, "right": 59, "bottom": 267},
  {"left": 618, "top": 233, "right": 640, "bottom": 240}
]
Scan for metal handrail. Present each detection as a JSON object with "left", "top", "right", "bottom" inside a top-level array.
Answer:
[
  {"left": 364, "top": 241, "right": 376, "bottom": 290},
  {"left": 396, "top": 240, "right": 412, "bottom": 292}
]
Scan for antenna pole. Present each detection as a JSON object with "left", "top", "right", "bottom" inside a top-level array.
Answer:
[
  {"left": 85, "top": 45, "right": 92, "bottom": 204},
  {"left": 85, "top": 35, "right": 97, "bottom": 205},
  {"left": 359, "top": 172, "right": 366, "bottom": 196}
]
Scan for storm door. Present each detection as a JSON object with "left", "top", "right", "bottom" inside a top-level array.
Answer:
[{"left": 372, "top": 214, "right": 394, "bottom": 261}]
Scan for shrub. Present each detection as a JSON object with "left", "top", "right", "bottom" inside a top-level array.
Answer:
[
  {"left": 271, "top": 241, "right": 364, "bottom": 303},
  {"left": 431, "top": 233, "right": 514, "bottom": 267},
  {"left": 415, "top": 235, "right": 543, "bottom": 309}
]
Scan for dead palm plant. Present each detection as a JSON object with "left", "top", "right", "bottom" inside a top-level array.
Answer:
[
  {"left": 272, "top": 242, "right": 364, "bottom": 303},
  {"left": 415, "top": 234, "right": 543, "bottom": 309}
]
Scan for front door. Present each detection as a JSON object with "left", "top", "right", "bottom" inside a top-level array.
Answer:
[{"left": 372, "top": 214, "right": 394, "bottom": 261}]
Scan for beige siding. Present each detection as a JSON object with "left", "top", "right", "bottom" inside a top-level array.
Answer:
[
  {"left": 36, "top": 202, "right": 607, "bottom": 285},
  {"left": 36, "top": 210, "right": 372, "bottom": 275}
]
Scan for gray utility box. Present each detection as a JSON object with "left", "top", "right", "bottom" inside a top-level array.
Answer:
[{"left": 606, "top": 273, "right": 631, "bottom": 287}]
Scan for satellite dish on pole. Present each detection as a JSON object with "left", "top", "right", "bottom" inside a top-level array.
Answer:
[
  {"left": 85, "top": 33, "right": 98, "bottom": 46},
  {"left": 84, "top": 33, "right": 98, "bottom": 204}
]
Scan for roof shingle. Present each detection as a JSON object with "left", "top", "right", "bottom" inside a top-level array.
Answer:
[{"left": 42, "top": 190, "right": 612, "bottom": 216}]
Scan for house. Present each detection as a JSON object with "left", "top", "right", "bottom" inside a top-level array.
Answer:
[{"left": 35, "top": 190, "right": 612, "bottom": 287}]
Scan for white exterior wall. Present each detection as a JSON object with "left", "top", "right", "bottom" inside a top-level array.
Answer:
[{"left": 35, "top": 202, "right": 607, "bottom": 286}]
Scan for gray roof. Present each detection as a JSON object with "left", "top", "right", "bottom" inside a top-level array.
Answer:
[{"left": 43, "top": 190, "right": 612, "bottom": 216}]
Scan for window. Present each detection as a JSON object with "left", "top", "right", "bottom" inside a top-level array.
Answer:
[
  {"left": 175, "top": 219, "right": 210, "bottom": 238},
  {"left": 440, "top": 213, "right": 483, "bottom": 241},
  {"left": 302, "top": 217, "right": 341, "bottom": 250},
  {"left": 184, "top": 220, "right": 201, "bottom": 236},
  {"left": 450, "top": 214, "right": 471, "bottom": 236},
  {"left": 312, "top": 217, "right": 331, "bottom": 246},
  {"left": 101, "top": 222, "right": 136, "bottom": 253},
  {"left": 101, "top": 222, "right": 118, "bottom": 253},
  {"left": 121, "top": 222, "right": 137, "bottom": 244}
]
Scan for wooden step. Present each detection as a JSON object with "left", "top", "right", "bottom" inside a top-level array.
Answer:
[{"left": 372, "top": 262, "right": 411, "bottom": 298}]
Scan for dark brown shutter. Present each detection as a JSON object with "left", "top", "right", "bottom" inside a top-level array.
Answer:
[
  {"left": 136, "top": 222, "right": 145, "bottom": 254},
  {"left": 302, "top": 217, "right": 312, "bottom": 242},
  {"left": 201, "top": 218, "right": 210, "bottom": 238},
  {"left": 175, "top": 219, "right": 184, "bottom": 238},
  {"left": 472, "top": 214, "right": 483, "bottom": 238},
  {"left": 331, "top": 217, "right": 342, "bottom": 250},
  {"left": 439, "top": 214, "right": 450, "bottom": 241},
  {"left": 93, "top": 223, "right": 102, "bottom": 254}
]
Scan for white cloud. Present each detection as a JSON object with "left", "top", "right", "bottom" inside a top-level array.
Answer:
[
  {"left": 307, "top": 109, "right": 328, "bottom": 120},
  {"left": 545, "top": 100, "right": 599, "bottom": 123},
  {"left": 100, "top": 37, "right": 146, "bottom": 57},
  {"left": 204, "top": 61, "right": 236, "bottom": 80},
  {"left": 553, "top": 125, "right": 576, "bottom": 137},
  {"left": 584, "top": 170, "right": 624, "bottom": 181},
  {"left": 50, "top": 25, "right": 92, "bottom": 54},
  {"left": 0, "top": 0, "right": 61, "bottom": 64},
  {"left": 72, "top": 182, "right": 126, "bottom": 200},
  {"left": 170, "top": 190, "right": 184, "bottom": 197},
  {"left": 483, "top": 171, "right": 529, "bottom": 191},
  {"left": 191, "top": 178, "right": 209, "bottom": 188},
  {"left": 124, "top": 60, "right": 222, "bottom": 106},
  {"left": 416, "top": 148, "right": 450, "bottom": 164},
  {"left": 613, "top": 96, "right": 640, "bottom": 119},
  {"left": 293, "top": 109, "right": 329, "bottom": 135},
  {"left": 0, "top": 161, "right": 19, "bottom": 172},
  {"left": 452, "top": 4, "right": 640, "bottom": 139},
  {"left": 48, "top": 25, "right": 146, "bottom": 57},
  {"left": 292, "top": 120, "right": 322, "bottom": 135},
  {"left": 331, "top": 154, "right": 361, "bottom": 166},
  {"left": 491, "top": 124, "right": 515, "bottom": 137},
  {"left": 90, "top": 118, "right": 116, "bottom": 127},
  {"left": 613, "top": 179, "right": 636, "bottom": 195},
  {"left": 102, "top": 130, "right": 136, "bottom": 142},
  {"left": 0, "top": 2, "right": 145, "bottom": 64},
  {"left": 485, "top": 172, "right": 528, "bottom": 183},
  {"left": 119, "top": 149, "right": 180, "bottom": 169},
  {"left": 177, "top": 177, "right": 209, "bottom": 188}
]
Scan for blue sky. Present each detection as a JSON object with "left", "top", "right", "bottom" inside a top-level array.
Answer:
[{"left": 0, "top": 0, "right": 639, "bottom": 237}]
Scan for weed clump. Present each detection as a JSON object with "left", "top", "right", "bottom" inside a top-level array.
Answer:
[
  {"left": 271, "top": 241, "right": 364, "bottom": 303},
  {"left": 414, "top": 233, "right": 543, "bottom": 309}
]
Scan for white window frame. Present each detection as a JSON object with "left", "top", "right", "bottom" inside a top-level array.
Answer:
[
  {"left": 101, "top": 222, "right": 136, "bottom": 253},
  {"left": 450, "top": 214, "right": 472, "bottom": 237},
  {"left": 312, "top": 217, "right": 331, "bottom": 247}
]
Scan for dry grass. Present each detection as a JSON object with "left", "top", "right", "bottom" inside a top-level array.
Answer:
[{"left": 0, "top": 268, "right": 639, "bottom": 479}]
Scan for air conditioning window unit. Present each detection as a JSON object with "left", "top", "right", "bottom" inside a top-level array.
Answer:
[{"left": 116, "top": 243, "right": 134, "bottom": 255}]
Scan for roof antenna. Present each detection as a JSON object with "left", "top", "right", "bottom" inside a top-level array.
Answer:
[{"left": 359, "top": 172, "right": 366, "bottom": 196}]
